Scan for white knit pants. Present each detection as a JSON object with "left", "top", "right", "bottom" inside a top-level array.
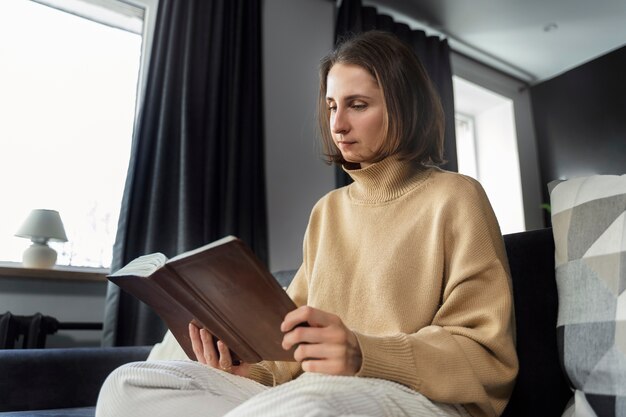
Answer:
[{"left": 96, "top": 360, "right": 470, "bottom": 417}]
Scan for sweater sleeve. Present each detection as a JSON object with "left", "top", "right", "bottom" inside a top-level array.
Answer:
[{"left": 354, "top": 177, "right": 518, "bottom": 417}]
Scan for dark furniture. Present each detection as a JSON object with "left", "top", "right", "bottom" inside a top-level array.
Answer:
[
  {"left": 500, "top": 228, "right": 572, "bottom": 417},
  {"left": 0, "top": 346, "right": 152, "bottom": 416},
  {"left": 0, "top": 313, "right": 103, "bottom": 349},
  {"left": 0, "top": 228, "right": 572, "bottom": 416}
]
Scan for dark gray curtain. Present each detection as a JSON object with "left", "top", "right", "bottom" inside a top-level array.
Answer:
[
  {"left": 102, "top": 0, "right": 267, "bottom": 347},
  {"left": 335, "top": 0, "right": 458, "bottom": 187}
]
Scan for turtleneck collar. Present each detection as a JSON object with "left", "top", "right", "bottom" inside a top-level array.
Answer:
[{"left": 343, "top": 157, "right": 432, "bottom": 204}]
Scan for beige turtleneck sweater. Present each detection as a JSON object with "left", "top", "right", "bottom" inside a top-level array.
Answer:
[{"left": 249, "top": 157, "right": 518, "bottom": 417}]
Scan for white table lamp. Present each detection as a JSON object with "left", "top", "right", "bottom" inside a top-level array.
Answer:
[{"left": 15, "top": 209, "right": 68, "bottom": 268}]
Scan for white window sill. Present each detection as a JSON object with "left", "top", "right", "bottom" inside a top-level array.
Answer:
[{"left": 0, "top": 261, "right": 109, "bottom": 282}]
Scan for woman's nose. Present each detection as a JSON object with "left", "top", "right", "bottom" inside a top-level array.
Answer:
[{"left": 331, "top": 109, "right": 349, "bottom": 134}]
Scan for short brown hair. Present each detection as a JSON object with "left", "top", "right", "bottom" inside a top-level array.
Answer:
[{"left": 318, "top": 31, "right": 445, "bottom": 166}]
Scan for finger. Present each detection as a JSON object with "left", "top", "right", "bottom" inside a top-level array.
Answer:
[
  {"left": 200, "top": 328, "right": 218, "bottom": 367},
  {"left": 293, "top": 342, "right": 344, "bottom": 363},
  {"left": 281, "top": 306, "right": 315, "bottom": 332},
  {"left": 299, "top": 342, "right": 361, "bottom": 376},
  {"left": 189, "top": 323, "right": 206, "bottom": 364},
  {"left": 281, "top": 306, "right": 334, "bottom": 332},
  {"left": 217, "top": 340, "right": 233, "bottom": 372},
  {"left": 283, "top": 319, "right": 348, "bottom": 350},
  {"left": 301, "top": 357, "right": 347, "bottom": 375},
  {"left": 282, "top": 325, "right": 331, "bottom": 350}
]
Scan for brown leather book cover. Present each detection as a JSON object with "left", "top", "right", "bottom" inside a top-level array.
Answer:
[{"left": 108, "top": 236, "right": 297, "bottom": 363}]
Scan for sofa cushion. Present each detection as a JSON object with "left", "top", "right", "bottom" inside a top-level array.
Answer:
[
  {"left": 0, "top": 347, "right": 151, "bottom": 412},
  {"left": 550, "top": 175, "right": 626, "bottom": 416},
  {"left": 500, "top": 228, "right": 573, "bottom": 417},
  {"left": 0, "top": 407, "right": 95, "bottom": 417}
]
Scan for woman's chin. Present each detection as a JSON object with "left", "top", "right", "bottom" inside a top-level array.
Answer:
[{"left": 340, "top": 152, "right": 359, "bottom": 163}]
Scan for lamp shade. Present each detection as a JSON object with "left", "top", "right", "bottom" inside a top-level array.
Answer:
[{"left": 15, "top": 209, "right": 68, "bottom": 242}]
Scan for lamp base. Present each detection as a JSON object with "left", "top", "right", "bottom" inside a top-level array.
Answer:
[{"left": 22, "top": 242, "right": 57, "bottom": 269}]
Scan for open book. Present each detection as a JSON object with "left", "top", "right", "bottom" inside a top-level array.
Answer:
[{"left": 108, "top": 236, "right": 297, "bottom": 364}]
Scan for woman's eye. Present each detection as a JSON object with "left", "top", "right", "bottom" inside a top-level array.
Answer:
[
  {"left": 328, "top": 106, "right": 337, "bottom": 112},
  {"left": 351, "top": 104, "right": 367, "bottom": 110}
]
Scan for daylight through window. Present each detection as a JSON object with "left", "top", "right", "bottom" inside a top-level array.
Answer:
[{"left": 0, "top": 0, "right": 144, "bottom": 267}]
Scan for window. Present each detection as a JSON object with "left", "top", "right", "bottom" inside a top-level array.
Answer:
[
  {"left": 453, "top": 75, "right": 526, "bottom": 234},
  {"left": 454, "top": 113, "right": 478, "bottom": 180},
  {"left": 0, "top": 0, "right": 156, "bottom": 268}
]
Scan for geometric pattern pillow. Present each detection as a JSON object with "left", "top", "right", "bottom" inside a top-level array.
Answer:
[{"left": 550, "top": 174, "right": 626, "bottom": 417}]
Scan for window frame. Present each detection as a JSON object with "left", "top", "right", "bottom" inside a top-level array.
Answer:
[{"left": 0, "top": 0, "right": 159, "bottom": 272}]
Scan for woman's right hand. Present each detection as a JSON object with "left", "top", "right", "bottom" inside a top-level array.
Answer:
[{"left": 188, "top": 323, "right": 251, "bottom": 378}]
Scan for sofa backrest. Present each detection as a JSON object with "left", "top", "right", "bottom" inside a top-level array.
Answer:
[
  {"left": 501, "top": 227, "right": 573, "bottom": 417},
  {"left": 0, "top": 346, "right": 152, "bottom": 411}
]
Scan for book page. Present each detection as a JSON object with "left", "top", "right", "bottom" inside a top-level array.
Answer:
[{"left": 109, "top": 252, "right": 168, "bottom": 277}]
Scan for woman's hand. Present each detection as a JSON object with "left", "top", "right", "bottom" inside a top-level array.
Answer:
[
  {"left": 281, "top": 306, "right": 362, "bottom": 375},
  {"left": 188, "top": 323, "right": 251, "bottom": 378}
]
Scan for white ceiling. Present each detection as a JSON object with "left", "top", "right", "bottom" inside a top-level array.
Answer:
[{"left": 366, "top": 0, "right": 626, "bottom": 85}]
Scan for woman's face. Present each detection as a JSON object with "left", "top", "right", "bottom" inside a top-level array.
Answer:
[{"left": 326, "top": 63, "right": 386, "bottom": 168}]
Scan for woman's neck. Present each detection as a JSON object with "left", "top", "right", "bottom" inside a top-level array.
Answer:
[{"left": 344, "top": 157, "right": 431, "bottom": 203}]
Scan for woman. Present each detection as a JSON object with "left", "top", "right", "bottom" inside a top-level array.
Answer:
[{"left": 97, "top": 31, "right": 517, "bottom": 417}]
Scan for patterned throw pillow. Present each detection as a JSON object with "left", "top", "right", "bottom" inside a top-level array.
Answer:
[{"left": 550, "top": 174, "right": 626, "bottom": 417}]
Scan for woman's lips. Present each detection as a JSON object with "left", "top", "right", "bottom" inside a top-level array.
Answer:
[{"left": 337, "top": 140, "right": 357, "bottom": 148}]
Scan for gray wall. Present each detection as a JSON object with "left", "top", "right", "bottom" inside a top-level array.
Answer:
[
  {"left": 263, "top": 0, "right": 336, "bottom": 272},
  {"left": 531, "top": 45, "right": 626, "bottom": 210}
]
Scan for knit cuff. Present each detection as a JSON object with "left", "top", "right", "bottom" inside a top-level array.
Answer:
[
  {"left": 354, "top": 332, "right": 421, "bottom": 390},
  {"left": 247, "top": 362, "right": 275, "bottom": 386},
  {"left": 248, "top": 360, "right": 303, "bottom": 386}
]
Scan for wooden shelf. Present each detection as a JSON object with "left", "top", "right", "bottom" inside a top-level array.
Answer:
[{"left": 0, "top": 261, "right": 109, "bottom": 282}]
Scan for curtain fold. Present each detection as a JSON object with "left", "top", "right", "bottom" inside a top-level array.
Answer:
[
  {"left": 335, "top": 0, "right": 458, "bottom": 187},
  {"left": 102, "top": 0, "right": 267, "bottom": 347}
]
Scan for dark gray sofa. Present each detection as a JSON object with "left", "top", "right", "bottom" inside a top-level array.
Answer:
[
  {"left": 0, "top": 228, "right": 573, "bottom": 417},
  {"left": 0, "top": 346, "right": 152, "bottom": 416}
]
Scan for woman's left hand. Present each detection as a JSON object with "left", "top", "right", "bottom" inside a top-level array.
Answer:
[
  {"left": 281, "top": 306, "right": 362, "bottom": 376},
  {"left": 188, "top": 323, "right": 251, "bottom": 378}
]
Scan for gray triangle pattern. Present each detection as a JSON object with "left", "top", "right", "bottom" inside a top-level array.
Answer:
[
  {"left": 618, "top": 252, "right": 626, "bottom": 295},
  {"left": 552, "top": 179, "right": 626, "bottom": 416},
  {"left": 586, "top": 393, "right": 617, "bottom": 417},
  {"left": 583, "top": 346, "right": 626, "bottom": 396},
  {"left": 553, "top": 207, "right": 573, "bottom": 267},
  {"left": 564, "top": 322, "right": 615, "bottom": 388},
  {"left": 557, "top": 260, "right": 618, "bottom": 326},
  {"left": 618, "top": 321, "right": 626, "bottom": 356},
  {"left": 583, "top": 254, "right": 622, "bottom": 296},
  {"left": 568, "top": 194, "right": 626, "bottom": 260},
  {"left": 573, "top": 390, "right": 601, "bottom": 417}
]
